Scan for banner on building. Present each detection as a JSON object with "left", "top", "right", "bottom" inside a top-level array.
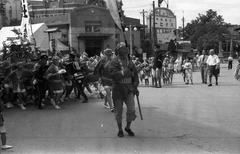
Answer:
[
  {"left": 20, "top": 0, "right": 32, "bottom": 42},
  {"left": 104, "top": 0, "right": 122, "bottom": 30}
]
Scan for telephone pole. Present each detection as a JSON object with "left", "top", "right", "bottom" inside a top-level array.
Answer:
[
  {"left": 153, "top": 1, "right": 156, "bottom": 46},
  {"left": 140, "top": 9, "right": 147, "bottom": 38}
]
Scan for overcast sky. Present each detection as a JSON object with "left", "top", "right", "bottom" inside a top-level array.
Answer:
[{"left": 122, "top": 0, "right": 240, "bottom": 27}]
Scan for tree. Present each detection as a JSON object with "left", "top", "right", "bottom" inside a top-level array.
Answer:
[{"left": 184, "top": 9, "right": 229, "bottom": 52}]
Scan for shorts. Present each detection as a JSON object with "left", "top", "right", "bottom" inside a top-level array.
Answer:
[
  {"left": 209, "top": 65, "right": 219, "bottom": 76},
  {"left": 0, "top": 125, "right": 6, "bottom": 133}
]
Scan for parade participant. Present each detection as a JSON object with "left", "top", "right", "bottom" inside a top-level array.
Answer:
[
  {"left": 0, "top": 100, "right": 13, "bottom": 150},
  {"left": 168, "top": 57, "right": 175, "bottom": 84},
  {"left": 162, "top": 57, "right": 170, "bottom": 85},
  {"left": 234, "top": 57, "right": 240, "bottom": 81},
  {"left": 183, "top": 58, "right": 193, "bottom": 85},
  {"left": 6, "top": 63, "right": 27, "bottom": 110},
  {"left": 65, "top": 54, "right": 88, "bottom": 103},
  {"left": 109, "top": 43, "right": 139, "bottom": 137},
  {"left": 206, "top": 49, "right": 220, "bottom": 86},
  {"left": 33, "top": 54, "right": 49, "bottom": 109},
  {"left": 198, "top": 50, "right": 208, "bottom": 84},
  {"left": 153, "top": 45, "right": 163, "bottom": 88},
  {"left": 95, "top": 49, "right": 114, "bottom": 112},
  {"left": 228, "top": 55, "right": 233, "bottom": 70},
  {"left": 45, "top": 56, "right": 64, "bottom": 109}
]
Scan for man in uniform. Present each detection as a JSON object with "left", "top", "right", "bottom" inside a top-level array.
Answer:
[{"left": 109, "top": 43, "right": 139, "bottom": 137}]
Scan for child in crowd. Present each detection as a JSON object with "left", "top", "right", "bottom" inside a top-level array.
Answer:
[
  {"left": 168, "top": 57, "right": 175, "bottom": 84},
  {"left": 183, "top": 58, "right": 193, "bottom": 85}
]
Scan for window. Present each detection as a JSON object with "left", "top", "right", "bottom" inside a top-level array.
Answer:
[{"left": 85, "top": 21, "right": 101, "bottom": 32}]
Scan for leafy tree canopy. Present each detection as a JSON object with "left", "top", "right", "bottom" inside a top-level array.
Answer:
[{"left": 184, "top": 9, "right": 229, "bottom": 52}]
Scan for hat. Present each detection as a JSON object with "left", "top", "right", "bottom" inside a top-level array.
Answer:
[{"left": 104, "top": 49, "right": 112, "bottom": 56}]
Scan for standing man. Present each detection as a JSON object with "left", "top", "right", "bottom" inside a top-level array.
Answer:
[
  {"left": 153, "top": 45, "right": 163, "bottom": 88},
  {"left": 206, "top": 49, "right": 220, "bottom": 86},
  {"left": 109, "top": 43, "right": 139, "bottom": 137},
  {"left": 228, "top": 55, "right": 233, "bottom": 70},
  {"left": 198, "top": 50, "right": 208, "bottom": 84}
]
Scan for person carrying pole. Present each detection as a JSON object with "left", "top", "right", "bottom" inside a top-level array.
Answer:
[{"left": 108, "top": 43, "right": 139, "bottom": 137}]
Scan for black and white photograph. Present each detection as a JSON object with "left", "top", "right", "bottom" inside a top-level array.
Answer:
[{"left": 0, "top": 0, "right": 240, "bottom": 153}]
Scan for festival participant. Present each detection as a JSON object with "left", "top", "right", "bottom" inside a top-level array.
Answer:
[
  {"left": 198, "top": 50, "right": 208, "bottom": 84},
  {"left": 33, "top": 54, "right": 49, "bottom": 109},
  {"left": 168, "top": 57, "right": 175, "bottom": 84},
  {"left": 6, "top": 63, "right": 27, "bottom": 110},
  {"left": 183, "top": 58, "right": 193, "bottom": 85},
  {"left": 109, "top": 43, "right": 139, "bottom": 137},
  {"left": 65, "top": 54, "right": 88, "bottom": 103},
  {"left": 45, "top": 56, "right": 64, "bottom": 109},
  {"left": 153, "top": 45, "right": 163, "bottom": 88},
  {"left": 95, "top": 49, "right": 114, "bottom": 112},
  {"left": 206, "top": 49, "right": 220, "bottom": 86},
  {"left": 0, "top": 100, "right": 13, "bottom": 150}
]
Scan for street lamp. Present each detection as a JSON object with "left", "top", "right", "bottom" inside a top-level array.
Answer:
[{"left": 124, "top": 25, "right": 138, "bottom": 55}]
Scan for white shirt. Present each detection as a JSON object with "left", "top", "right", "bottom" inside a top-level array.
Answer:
[
  {"left": 198, "top": 55, "right": 208, "bottom": 65},
  {"left": 206, "top": 55, "right": 220, "bottom": 66}
]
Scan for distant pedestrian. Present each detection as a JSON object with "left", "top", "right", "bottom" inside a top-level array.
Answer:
[
  {"left": 234, "top": 57, "right": 240, "bottom": 81},
  {"left": 206, "top": 49, "right": 220, "bottom": 86},
  {"left": 109, "top": 44, "right": 139, "bottom": 137},
  {"left": 198, "top": 50, "right": 208, "bottom": 84},
  {"left": 228, "top": 55, "right": 233, "bottom": 70},
  {"left": 153, "top": 45, "right": 163, "bottom": 88},
  {"left": 183, "top": 58, "right": 193, "bottom": 85}
]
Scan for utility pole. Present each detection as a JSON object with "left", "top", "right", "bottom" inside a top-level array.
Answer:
[
  {"left": 140, "top": 9, "right": 147, "bottom": 38},
  {"left": 153, "top": 1, "right": 156, "bottom": 46},
  {"left": 149, "top": 13, "right": 152, "bottom": 41},
  {"left": 182, "top": 11, "right": 185, "bottom": 40}
]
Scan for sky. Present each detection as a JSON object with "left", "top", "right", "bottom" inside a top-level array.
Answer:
[{"left": 122, "top": 0, "right": 240, "bottom": 27}]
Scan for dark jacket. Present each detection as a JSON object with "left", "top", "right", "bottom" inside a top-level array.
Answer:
[
  {"left": 109, "top": 56, "right": 139, "bottom": 100},
  {"left": 153, "top": 52, "right": 163, "bottom": 69}
]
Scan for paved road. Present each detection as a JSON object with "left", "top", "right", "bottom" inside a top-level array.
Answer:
[{"left": 2, "top": 62, "right": 240, "bottom": 154}]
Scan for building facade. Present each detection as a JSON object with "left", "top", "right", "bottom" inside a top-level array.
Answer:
[
  {"left": 148, "top": 7, "right": 176, "bottom": 44},
  {"left": 27, "top": 0, "right": 141, "bottom": 56}
]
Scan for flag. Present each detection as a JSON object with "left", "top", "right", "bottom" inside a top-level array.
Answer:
[
  {"left": 20, "top": 0, "right": 32, "bottom": 41},
  {"left": 104, "top": 0, "right": 122, "bottom": 30}
]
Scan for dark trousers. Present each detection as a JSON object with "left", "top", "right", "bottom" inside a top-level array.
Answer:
[
  {"left": 74, "top": 80, "right": 88, "bottom": 101},
  {"left": 200, "top": 65, "right": 208, "bottom": 83},
  {"left": 228, "top": 61, "right": 233, "bottom": 69},
  {"left": 36, "top": 81, "right": 47, "bottom": 108}
]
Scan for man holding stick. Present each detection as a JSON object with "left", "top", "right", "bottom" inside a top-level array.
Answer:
[{"left": 109, "top": 43, "right": 139, "bottom": 137}]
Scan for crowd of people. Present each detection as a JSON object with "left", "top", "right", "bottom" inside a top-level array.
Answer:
[{"left": 1, "top": 42, "right": 240, "bottom": 148}]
